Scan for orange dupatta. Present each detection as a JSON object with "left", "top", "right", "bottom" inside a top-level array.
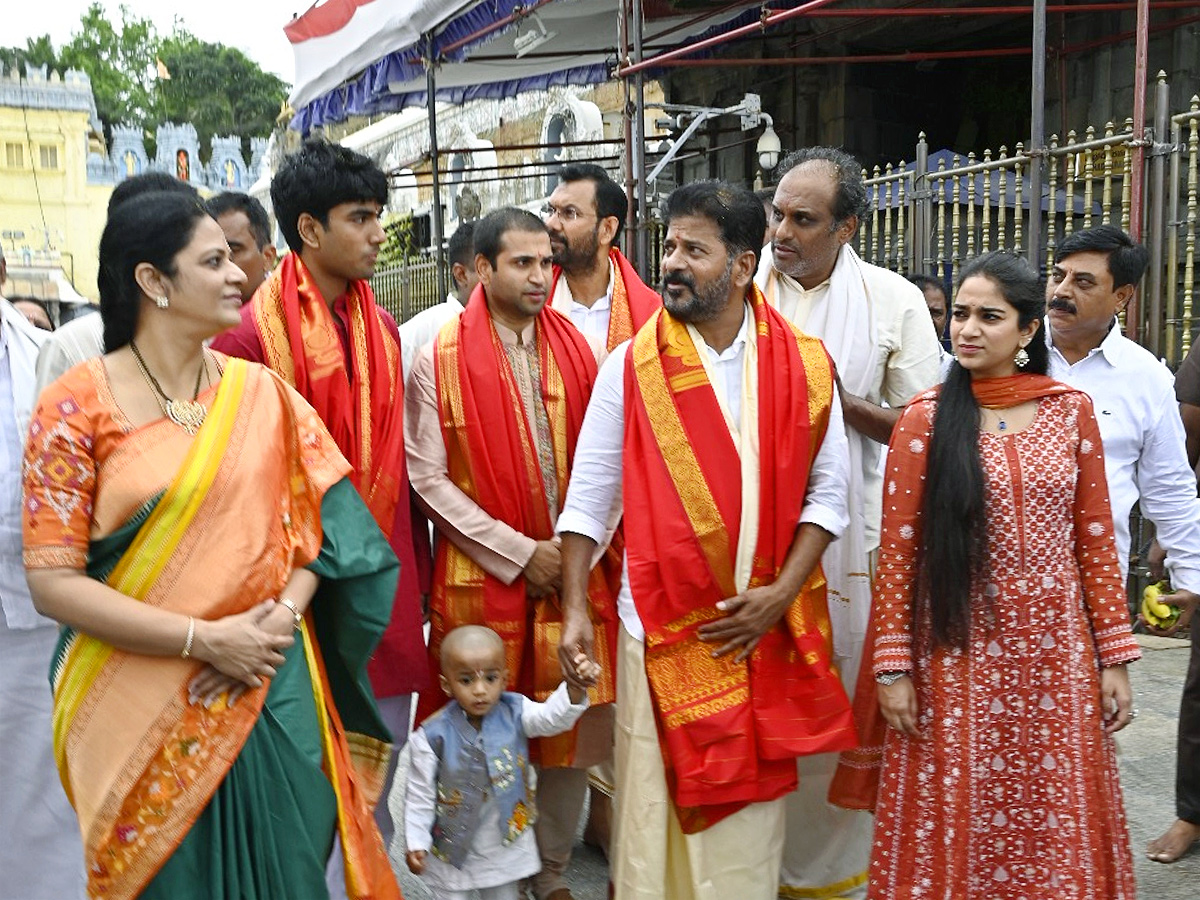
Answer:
[
  {"left": 829, "top": 373, "right": 1082, "bottom": 811},
  {"left": 623, "top": 287, "right": 857, "bottom": 833},
  {"left": 421, "top": 287, "right": 621, "bottom": 766},
  {"left": 252, "top": 252, "right": 404, "bottom": 538}
]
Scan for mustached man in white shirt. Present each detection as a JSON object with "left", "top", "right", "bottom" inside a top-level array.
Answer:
[
  {"left": 1045, "top": 224, "right": 1200, "bottom": 865},
  {"left": 0, "top": 244, "right": 87, "bottom": 899}
]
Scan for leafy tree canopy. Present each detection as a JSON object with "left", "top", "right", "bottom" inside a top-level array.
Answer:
[{"left": 1, "top": 3, "right": 287, "bottom": 160}]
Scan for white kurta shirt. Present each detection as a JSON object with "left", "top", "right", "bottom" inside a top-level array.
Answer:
[
  {"left": 404, "top": 683, "right": 589, "bottom": 891},
  {"left": 550, "top": 259, "right": 616, "bottom": 345},
  {"left": 34, "top": 312, "right": 105, "bottom": 394},
  {"left": 1048, "top": 320, "right": 1200, "bottom": 590},
  {"left": 556, "top": 305, "right": 851, "bottom": 641},
  {"left": 0, "top": 299, "right": 49, "bottom": 629},
  {"left": 398, "top": 294, "right": 465, "bottom": 384}
]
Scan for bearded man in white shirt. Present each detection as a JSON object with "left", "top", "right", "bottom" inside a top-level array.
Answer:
[
  {"left": 558, "top": 180, "right": 854, "bottom": 899},
  {"left": 755, "top": 147, "right": 941, "bottom": 899},
  {"left": 0, "top": 246, "right": 87, "bottom": 899},
  {"left": 544, "top": 163, "right": 660, "bottom": 354},
  {"left": 1045, "top": 225, "right": 1200, "bottom": 864}
]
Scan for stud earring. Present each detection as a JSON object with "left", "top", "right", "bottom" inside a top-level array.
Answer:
[
  {"left": 155, "top": 295, "right": 170, "bottom": 309},
  {"left": 1014, "top": 345, "right": 1030, "bottom": 368}
]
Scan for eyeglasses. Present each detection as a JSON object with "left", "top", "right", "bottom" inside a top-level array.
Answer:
[{"left": 541, "top": 202, "right": 594, "bottom": 223}]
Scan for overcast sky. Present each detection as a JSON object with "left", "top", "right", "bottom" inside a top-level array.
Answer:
[{"left": 9, "top": 0, "right": 305, "bottom": 84}]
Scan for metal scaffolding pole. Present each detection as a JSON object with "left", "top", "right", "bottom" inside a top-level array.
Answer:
[
  {"left": 1027, "top": 0, "right": 1047, "bottom": 267},
  {"left": 619, "top": 0, "right": 637, "bottom": 268},
  {"left": 633, "top": 0, "right": 650, "bottom": 277},
  {"left": 426, "top": 33, "right": 447, "bottom": 302},
  {"left": 1126, "top": 0, "right": 1151, "bottom": 339},
  {"left": 1147, "top": 71, "right": 1169, "bottom": 357}
]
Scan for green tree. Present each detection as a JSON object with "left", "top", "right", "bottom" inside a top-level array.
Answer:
[
  {"left": 4, "top": 4, "right": 287, "bottom": 161},
  {"left": 58, "top": 3, "right": 160, "bottom": 134},
  {"left": 156, "top": 33, "right": 288, "bottom": 158},
  {"left": 0, "top": 35, "right": 60, "bottom": 75}
]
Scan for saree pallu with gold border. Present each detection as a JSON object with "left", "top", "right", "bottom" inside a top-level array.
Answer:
[
  {"left": 422, "top": 289, "right": 620, "bottom": 767},
  {"left": 622, "top": 291, "right": 857, "bottom": 834},
  {"left": 43, "top": 360, "right": 401, "bottom": 900}
]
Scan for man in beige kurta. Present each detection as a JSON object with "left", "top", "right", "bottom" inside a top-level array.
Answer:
[{"left": 405, "top": 208, "right": 605, "bottom": 900}]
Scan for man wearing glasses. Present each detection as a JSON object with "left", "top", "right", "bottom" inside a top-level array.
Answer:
[{"left": 544, "top": 164, "right": 660, "bottom": 355}]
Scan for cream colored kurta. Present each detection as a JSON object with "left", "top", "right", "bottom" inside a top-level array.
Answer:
[
  {"left": 405, "top": 318, "right": 549, "bottom": 582},
  {"left": 756, "top": 250, "right": 940, "bottom": 900}
]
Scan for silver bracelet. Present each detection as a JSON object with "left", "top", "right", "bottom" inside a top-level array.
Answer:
[
  {"left": 279, "top": 598, "right": 303, "bottom": 631},
  {"left": 875, "top": 670, "right": 909, "bottom": 686},
  {"left": 181, "top": 616, "right": 195, "bottom": 659}
]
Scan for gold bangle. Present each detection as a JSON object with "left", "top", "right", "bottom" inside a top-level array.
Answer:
[
  {"left": 279, "top": 598, "right": 303, "bottom": 631},
  {"left": 181, "top": 616, "right": 195, "bottom": 659}
]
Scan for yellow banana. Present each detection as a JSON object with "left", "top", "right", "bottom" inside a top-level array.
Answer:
[{"left": 1141, "top": 581, "right": 1181, "bottom": 628}]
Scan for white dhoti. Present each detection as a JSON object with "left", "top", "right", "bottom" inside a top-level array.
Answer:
[
  {"left": 612, "top": 626, "right": 786, "bottom": 900},
  {"left": 778, "top": 550, "right": 877, "bottom": 900},
  {"left": 777, "top": 638, "right": 873, "bottom": 900},
  {"left": 0, "top": 619, "right": 86, "bottom": 900}
]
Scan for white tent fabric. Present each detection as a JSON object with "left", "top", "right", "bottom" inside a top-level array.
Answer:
[
  {"left": 287, "top": 0, "right": 759, "bottom": 129},
  {"left": 288, "top": 0, "right": 477, "bottom": 110}
]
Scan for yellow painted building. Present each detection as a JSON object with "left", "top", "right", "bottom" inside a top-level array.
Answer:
[{"left": 0, "top": 67, "right": 112, "bottom": 303}]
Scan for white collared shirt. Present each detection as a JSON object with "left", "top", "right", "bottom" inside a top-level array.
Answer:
[
  {"left": 1048, "top": 320, "right": 1200, "bottom": 590},
  {"left": 551, "top": 259, "right": 616, "bottom": 344},
  {"left": 399, "top": 293, "right": 466, "bottom": 384},
  {"left": 557, "top": 305, "right": 850, "bottom": 640},
  {"left": 0, "top": 299, "right": 50, "bottom": 629}
]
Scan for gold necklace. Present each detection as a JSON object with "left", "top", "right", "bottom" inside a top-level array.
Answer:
[{"left": 130, "top": 340, "right": 208, "bottom": 435}]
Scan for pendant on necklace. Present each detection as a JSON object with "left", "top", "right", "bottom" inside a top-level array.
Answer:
[
  {"left": 997, "top": 417, "right": 1008, "bottom": 431},
  {"left": 166, "top": 399, "right": 207, "bottom": 435}
]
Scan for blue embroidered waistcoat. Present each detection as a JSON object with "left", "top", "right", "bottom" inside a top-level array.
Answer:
[{"left": 422, "top": 692, "right": 536, "bottom": 869}]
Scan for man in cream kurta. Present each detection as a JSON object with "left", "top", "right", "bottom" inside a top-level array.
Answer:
[{"left": 755, "top": 148, "right": 941, "bottom": 900}]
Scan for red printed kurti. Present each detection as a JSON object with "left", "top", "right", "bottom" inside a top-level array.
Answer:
[{"left": 868, "top": 388, "right": 1139, "bottom": 900}]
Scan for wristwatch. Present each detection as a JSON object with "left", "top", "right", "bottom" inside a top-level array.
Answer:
[{"left": 875, "top": 670, "right": 909, "bottom": 686}]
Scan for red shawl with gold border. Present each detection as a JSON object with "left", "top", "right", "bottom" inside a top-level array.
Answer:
[
  {"left": 623, "top": 286, "right": 856, "bottom": 832},
  {"left": 252, "top": 253, "right": 404, "bottom": 540},
  {"left": 423, "top": 286, "right": 621, "bottom": 766}
]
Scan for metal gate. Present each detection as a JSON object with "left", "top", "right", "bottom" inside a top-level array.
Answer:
[{"left": 857, "top": 74, "right": 1200, "bottom": 368}]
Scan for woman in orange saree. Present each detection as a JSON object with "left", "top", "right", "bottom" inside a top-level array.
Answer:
[{"left": 22, "top": 191, "right": 401, "bottom": 900}]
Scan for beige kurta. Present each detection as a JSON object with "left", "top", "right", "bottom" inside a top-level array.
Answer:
[{"left": 405, "top": 319, "right": 548, "bottom": 582}]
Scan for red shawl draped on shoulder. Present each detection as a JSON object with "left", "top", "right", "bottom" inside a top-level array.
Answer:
[
  {"left": 550, "top": 248, "right": 662, "bottom": 350},
  {"left": 623, "top": 285, "right": 856, "bottom": 833},
  {"left": 246, "top": 253, "right": 424, "bottom": 697}
]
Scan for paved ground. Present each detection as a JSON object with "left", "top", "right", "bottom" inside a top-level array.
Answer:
[
  {"left": 1118, "top": 634, "right": 1197, "bottom": 899},
  {"left": 390, "top": 634, "right": 1195, "bottom": 899}
]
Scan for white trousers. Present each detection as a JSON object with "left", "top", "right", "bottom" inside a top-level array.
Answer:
[{"left": 0, "top": 620, "right": 87, "bottom": 900}]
